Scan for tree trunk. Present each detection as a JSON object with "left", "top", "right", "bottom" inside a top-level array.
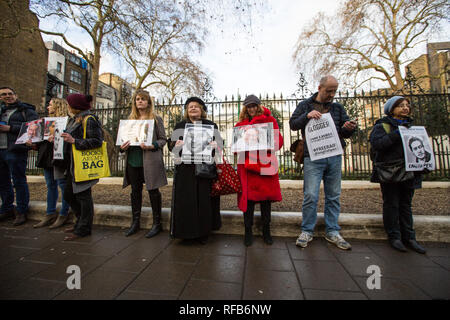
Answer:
[{"left": 89, "top": 44, "right": 102, "bottom": 108}]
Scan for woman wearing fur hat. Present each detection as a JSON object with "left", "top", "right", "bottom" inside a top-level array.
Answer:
[
  {"left": 369, "top": 96, "right": 426, "bottom": 254},
  {"left": 60, "top": 93, "right": 103, "bottom": 241},
  {"left": 234, "top": 95, "right": 283, "bottom": 246},
  {"left": 119, "top": 90, "right": 168, "bottom": 238},
  {"left": 168, "top": 97, "right": 222, "bottom": 244}
]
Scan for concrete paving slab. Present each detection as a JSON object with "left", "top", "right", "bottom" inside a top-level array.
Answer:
[{"left": 180, "top": 279, "right": 242, "bottom": 300}]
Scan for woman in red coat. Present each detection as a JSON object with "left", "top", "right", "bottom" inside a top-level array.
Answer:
[{"left": 234, "top": 95, "right": 283, "bottom": 246}]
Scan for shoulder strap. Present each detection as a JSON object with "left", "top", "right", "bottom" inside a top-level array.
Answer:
[
  {"left": 82, "top": 115, "right": 95, "bottom": 139},
  {"left": 381, "top": 122, "right": 391, "bottom": 134}
]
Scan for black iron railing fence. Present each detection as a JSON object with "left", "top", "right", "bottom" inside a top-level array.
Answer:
[{"left": 27, "top": 92, "right": 450, "bottom": 180}]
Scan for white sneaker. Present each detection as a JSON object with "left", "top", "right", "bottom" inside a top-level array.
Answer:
[
  {"left": 295, "top": 232, "right": 313, "bottom": 248},
  {"left": 325, "top": 233, "right": 352, "bottom": 250}
]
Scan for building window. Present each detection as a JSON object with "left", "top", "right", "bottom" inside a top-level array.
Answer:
[
  {"left": 70, "top": 70, "right": 82, "bottom": 84},
  {"left": 57, "top": 62, "right": 62, "bottom": 73},
  {"left": 68, "top": 54, "right": 81, "bottom": 66},
  {"left": 68, "top": 88, "right": 79, "bottom": 94},
  {"left": 97, "top": 102, "right": 104, "bottom": 108}
]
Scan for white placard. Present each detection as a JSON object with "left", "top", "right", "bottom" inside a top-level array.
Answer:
[
  {"left": 231, "top": 122, "right": 274, "bottom": 152},
  {"left": 116, "top": 120, "right": 154, "bottom": 146},
  {"left": 52, "top": 117, "right": 68, "bottom": 160},
  {"left": 15, "top": 119, "right": 44, "bottom": 144},
  {"left": 305, "top": 113, "right": 343, "bottom": 161},
  {"left": 399, "top": 126, "right": 435, "bottom": 172},
  {"left": 182, "top": 123, "right": 214, "bottom": 164}
]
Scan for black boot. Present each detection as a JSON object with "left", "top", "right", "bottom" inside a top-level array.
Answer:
[
  {"left": 146, "top": 191, "right": 162, "bottom": 238},
  {"left": 262, "top": 224, "right": 273, "bottom": 245},
  {"left": 125, "top": 211, "right": 140, "bottom": 237},
  {"left": 244, "top": 227, "right": 253, "bottom": 246},
  {"left": 126, "top": 190, "right": 141, "bottom": 237},
  {"left": 403, "top": 239, "right": 426, "bottom": 254},
  {"left": 261, "top": 201, "right": 273, "bottom": 245}
]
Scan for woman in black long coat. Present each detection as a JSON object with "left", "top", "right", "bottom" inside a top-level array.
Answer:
[{"left": 168, "top": 97, "right": 222, "bottom": 244}]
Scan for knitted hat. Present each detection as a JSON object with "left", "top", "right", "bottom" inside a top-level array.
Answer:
[
  {"left": 67, "top": 94, "right": 92, "bottom": 111},
  {"left": 243, "top": 94, "right": 261, "bottom": 107},
  {"left": 383, "top": 96, "right": 404, "bottom": 115},
  {"left": 184, "top": 97, "right": 207, "bottom": 112}
]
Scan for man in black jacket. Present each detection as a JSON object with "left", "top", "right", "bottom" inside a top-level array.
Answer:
[
  {"left": 0, "top": 87, "right": 39, "bottom": 225},
  {"left": 289, "top": 76, "right": 357, "bottom": 250}
]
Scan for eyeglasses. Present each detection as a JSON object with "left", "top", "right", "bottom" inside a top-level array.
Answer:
[{"left": 0, "top": 92, "right": 15, "bottom": 97}]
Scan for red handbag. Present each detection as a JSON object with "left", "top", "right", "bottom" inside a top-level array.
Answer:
[{"left": 211, "top": 155, "right": 242, "bottom": 197}]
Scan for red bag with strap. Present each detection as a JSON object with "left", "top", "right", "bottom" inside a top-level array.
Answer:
[{"left": 211, "top": 155, "right": 242, "bottom": 197}]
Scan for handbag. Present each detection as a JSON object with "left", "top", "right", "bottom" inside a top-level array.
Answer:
[
  {"left": 290, "top": 138, "right": 305, "bottom": 164},
  {"left": 211, "top": 154, "right": 242, "bottom": 197},
  {"left": 374, "top": 159, "right": 414, "bottom": 183},
  {"left": 72, "top": 115, "right": 111, "bottom": 182},
  {"left": 195, "top": 162, "right": 217, "bottom": 179}
]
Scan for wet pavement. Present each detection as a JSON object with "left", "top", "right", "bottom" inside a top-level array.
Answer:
[{"left": 0, "top": 220, "right": 449, "bottom": 300}]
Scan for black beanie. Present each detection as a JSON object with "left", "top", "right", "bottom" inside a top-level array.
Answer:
[{"left": 184, "top": 97, "right": 207, "bottom": 112}]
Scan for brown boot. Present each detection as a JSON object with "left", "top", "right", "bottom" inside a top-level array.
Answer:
[
  {"left": 33, "top": 213, "right": 57, "bottom": 228},
  {"left": 49, "top": 214, "right": 70, "bottom": 229},
  {"left": 13, "top": 212, "right": 27, "bottom": 226}
]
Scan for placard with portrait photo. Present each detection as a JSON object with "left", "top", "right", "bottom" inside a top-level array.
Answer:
[
  {"left": 230, "top": 122, "right": 274, "bottom": 152},
  {"left": 399, "top": 126, "right": 435, "bottom": 171},
  {"left": 15, "top": 119, "right": 44, "bottom": 144},
  {"left": 116, "top": 120, "right": 154, "bottom": 146},
  {"left": 181, "top": 123, "right": 215, "bottom": 164}
]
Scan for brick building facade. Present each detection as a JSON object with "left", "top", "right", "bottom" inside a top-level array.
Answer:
[{"left": 0, "top": 0, "right": 48, "bottom": 112}]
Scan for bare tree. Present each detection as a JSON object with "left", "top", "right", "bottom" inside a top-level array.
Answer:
[
  {"left": 108, "top": 0, "right": 204, "bottom": 94},
  {"left": 153, "top": 55, "right": 208, "bottom": 103},
  {"left": 30, "top": 0, "right": 125, "bottom": 106},
  {"left": 293, "top": 0, "right": 449, "bottom": 91}
]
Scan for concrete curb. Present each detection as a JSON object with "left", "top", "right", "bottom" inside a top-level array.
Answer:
[
  {"left": 26, "top": 201, "right": 450, "bottom": 243},
  {"left": 27, "top": 175, "right": 450, "bottom": 189}
]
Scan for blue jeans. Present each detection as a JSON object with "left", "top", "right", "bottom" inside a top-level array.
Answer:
[
  {"left": 44, "top": 168, "right": 69, "bottom": 216},
  {"left": 0, "top": 150, "right": 29, "bottom": 215},
  {"left": 301, "top": 155, "right": 342, "bottom": 236}
]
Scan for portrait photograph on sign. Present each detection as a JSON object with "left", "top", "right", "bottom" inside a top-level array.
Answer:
[
  {"left": 44, "top": 117, "right": 68, "bottom": 141},
  {"left": 116, "top": 120, "right": 154, "bottom": 146},
  {"left": 399, "top": 126, "right": 435, "bottom": 171},
  {"left": 15, "top": 119, "right": 44, "bottom": 144},
  {"left": 181, "top": 123, "right": 215, "bottom": 164},
  {"left": 305, "top": 113, "right": 343, "bottom": 161},
  {"left": 231, "top": 122, "right": 274, "bottom": 153},
  {"left": 53, "top": 117, "right": 68, "bottom": 160}
]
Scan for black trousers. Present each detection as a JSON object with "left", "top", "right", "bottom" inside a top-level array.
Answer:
[
  {"left": 380, "top": 182, "right": 416, "bottom": 241},
  {"left": 244, "top": 200, "right": 271, "bottom": 227},
  {"left": 63, "top": 173, "right": 94, "bottom": 237},
  {"left": 127, "top": 165, "right": 160, "bottom": 213}
]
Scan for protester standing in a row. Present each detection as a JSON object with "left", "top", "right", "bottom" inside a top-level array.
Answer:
[
  {"left": 235, "top": 95, "right": 283, "bottom": 246},
  {"left": 290, "top": 76, "right": 357, "bottom": 250},
  {"left": 29, "top": 98, "right": 71, "bottom": 229},
  {"left": 369, "top": 96, "right": 426, "bottom": 254},
  {"left": 61, "top": 94, "right": 103, "bottom": 241},
  {"left": 169, "top": 97, "right": 222, "bottom": 244},
  {"left": 0, "top": 87, "right": 38, "bottom": 225},
  {"left": 120, "top": 90, "right": 168, "bottom": 238}
]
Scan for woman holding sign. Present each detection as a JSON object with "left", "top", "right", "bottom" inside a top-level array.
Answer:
[
  {"left": 27, "top": 98, "right": 72, "bottom": 229},
  {"left": 119, "top": 90, "right": 168, "bottom": 238},
  {"left": 168, "top": 97, "right": 222, "bottom": 244},
  {"left": 369, "top": 96, "right": 426, "bottom": 254},
  {"left": 60, "top": 94, "right": 103, "bottom": 241},
  {"left": 234, "top": 95, "right": 283, "bottom": 246}
]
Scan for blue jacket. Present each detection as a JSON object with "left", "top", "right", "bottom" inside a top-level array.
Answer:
[
  {"left": 289, "top": 93, "right": 355, "bottom": 158},
  {"left": 1, "top": 101, "right": 39, "bottom": 153}
]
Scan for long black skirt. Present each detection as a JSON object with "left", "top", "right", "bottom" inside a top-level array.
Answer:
[{"left": 170, "top": 164, "right": 221, "bottom": 239}]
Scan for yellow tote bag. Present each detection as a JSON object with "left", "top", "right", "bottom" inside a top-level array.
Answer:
[{"left": 72, "top": 115, "right": 111, "bottom": 182}]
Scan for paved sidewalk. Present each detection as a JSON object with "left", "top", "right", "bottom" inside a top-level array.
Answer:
[{"left": 0, "top": 220, "right": 449, "bottom": 300}]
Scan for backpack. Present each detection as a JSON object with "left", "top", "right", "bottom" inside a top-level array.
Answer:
[{"left": 369, "top": 122, "right": 392, "bottom": 161}]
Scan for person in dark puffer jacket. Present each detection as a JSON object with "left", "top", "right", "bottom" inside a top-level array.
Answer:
[
  {"left": 370, "top": 96, "right": 427, "bottom": 254},
  {"left": 0, "top": 86, "right": 39, "bottom": 226}
]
